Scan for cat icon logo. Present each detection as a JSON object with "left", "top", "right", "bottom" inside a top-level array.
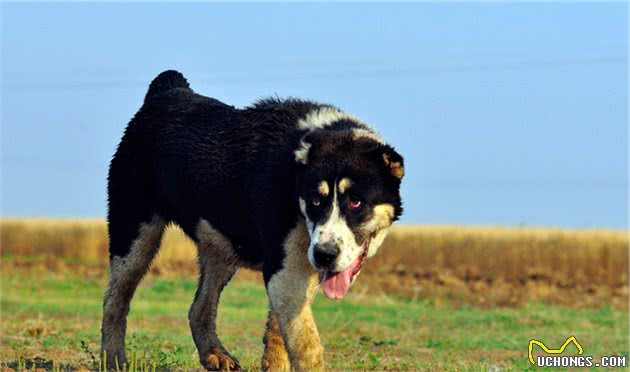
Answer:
[{"left": 528, "top": 336, "right": 584, "bottom": 366}]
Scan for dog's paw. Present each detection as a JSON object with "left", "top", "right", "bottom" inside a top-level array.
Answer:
[
  {"left": 261, "top": 343, "right": 290, "bottom": 371},
  {"left": 202, "top": 348, "right": 241, "bottom": 371}
]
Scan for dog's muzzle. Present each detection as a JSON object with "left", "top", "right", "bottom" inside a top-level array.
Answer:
[
  {"left": 313, "top": 242, "right": 340, "bottom": 270},
  {"left": 318, "top": 237, "right": 370, "bottom": 300}
]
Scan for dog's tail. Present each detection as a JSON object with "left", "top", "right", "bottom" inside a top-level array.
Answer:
[{"left": 144, "top": 70, "right": 191, "bottom": 102}]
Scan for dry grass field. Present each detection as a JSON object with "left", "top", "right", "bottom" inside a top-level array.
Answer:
[
  {"left": 1, "top": 219, "right": 628, "bottom": 370},
  {"left": 1, "top": 219, "right": 628, "bottom": 309}
]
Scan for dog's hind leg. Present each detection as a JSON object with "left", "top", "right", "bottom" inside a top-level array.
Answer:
[
  {"left": 190, "top": 219, "right": 241, "bottom": 371},
  {"left": 261, "top": 310, "right": 290, "bottom": 371},
  {"left": 101, "top": 215, "right": 166, "bottom": 369}
]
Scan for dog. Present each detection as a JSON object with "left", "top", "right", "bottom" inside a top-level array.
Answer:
[{"left": 100, "top": 70, "right": 404, "bottom": 371}]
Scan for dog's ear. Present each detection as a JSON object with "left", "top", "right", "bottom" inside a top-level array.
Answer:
[{"left": 381, "top": 145, "right": 404, "bottom": 180}]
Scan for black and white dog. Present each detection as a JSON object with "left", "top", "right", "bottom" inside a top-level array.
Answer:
[{"left": 101, "top": 70, "right": 404, "bottom": 371}]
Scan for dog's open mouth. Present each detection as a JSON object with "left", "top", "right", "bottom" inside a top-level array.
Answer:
[{"left": 319, "top": 238, "right": 370, "bottom": 300}]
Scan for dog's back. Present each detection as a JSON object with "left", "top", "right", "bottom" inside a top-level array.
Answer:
[{"left": 108, "top": 70, "right": 323, "bottom": 264}]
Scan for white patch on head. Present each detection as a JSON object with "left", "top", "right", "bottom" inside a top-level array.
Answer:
[
  {"left": 294, "top": 140, "right": 311, "bottom": 164},
  {"left": 297, "top": 107, "right": 368, "bottom": 130},
  {"left": 295, "top": 107, "right": 383, "bottom": 166},
  {"left": 351, "top": 128, "right": 384, "bottom": 144},
  {"left": 306, "top": 188, "right": 363, "bottom": 272}
]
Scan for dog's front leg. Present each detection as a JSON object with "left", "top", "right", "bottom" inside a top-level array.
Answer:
[
  {"left": 267, "top": 269, "right": 322, "bottom": 371},
  {"left": 261, "top": 310, "right": 290, "bottom": 371},
  {"left": 265, "top": 222, "right": 324, "bottom": 372}
]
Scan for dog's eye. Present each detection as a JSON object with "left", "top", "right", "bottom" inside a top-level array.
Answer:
[
  {"left": 312, "top": 198, "right": 321, "bottom": 206},
  {"left": 348, "top": 196, "right": 361, "bottom": 209}
]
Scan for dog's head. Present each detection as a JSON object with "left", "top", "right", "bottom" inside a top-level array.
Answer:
[{"left": 295, "top": 120, "right": 404, "bottom": 300}]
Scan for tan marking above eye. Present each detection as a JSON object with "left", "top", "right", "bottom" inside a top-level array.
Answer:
[
  {"left": 317, "top": 181, "right": 329, "bottom": 197},
  {"left": 338, "top": 178, "right": 352, "bottom": 193}
]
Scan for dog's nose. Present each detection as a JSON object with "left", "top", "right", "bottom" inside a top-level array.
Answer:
[{"left": 313, "top": 242, "right": 339, "bottom": 268}]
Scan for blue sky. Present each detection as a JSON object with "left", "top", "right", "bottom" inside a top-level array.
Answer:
[{"left": 1, "top": 3, "right": 627, "bottom": 228}]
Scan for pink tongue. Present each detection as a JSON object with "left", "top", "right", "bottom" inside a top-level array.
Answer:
[
  {"left": 322, "top": 256, "right": 361, "bottom": 300},
  {"left": 322, "top": 269, "right": 353, "bottom": 300}
]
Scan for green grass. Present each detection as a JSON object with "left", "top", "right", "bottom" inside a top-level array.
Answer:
[{"left": 2, "top": 270, "right": 628, "bottom": 371}]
